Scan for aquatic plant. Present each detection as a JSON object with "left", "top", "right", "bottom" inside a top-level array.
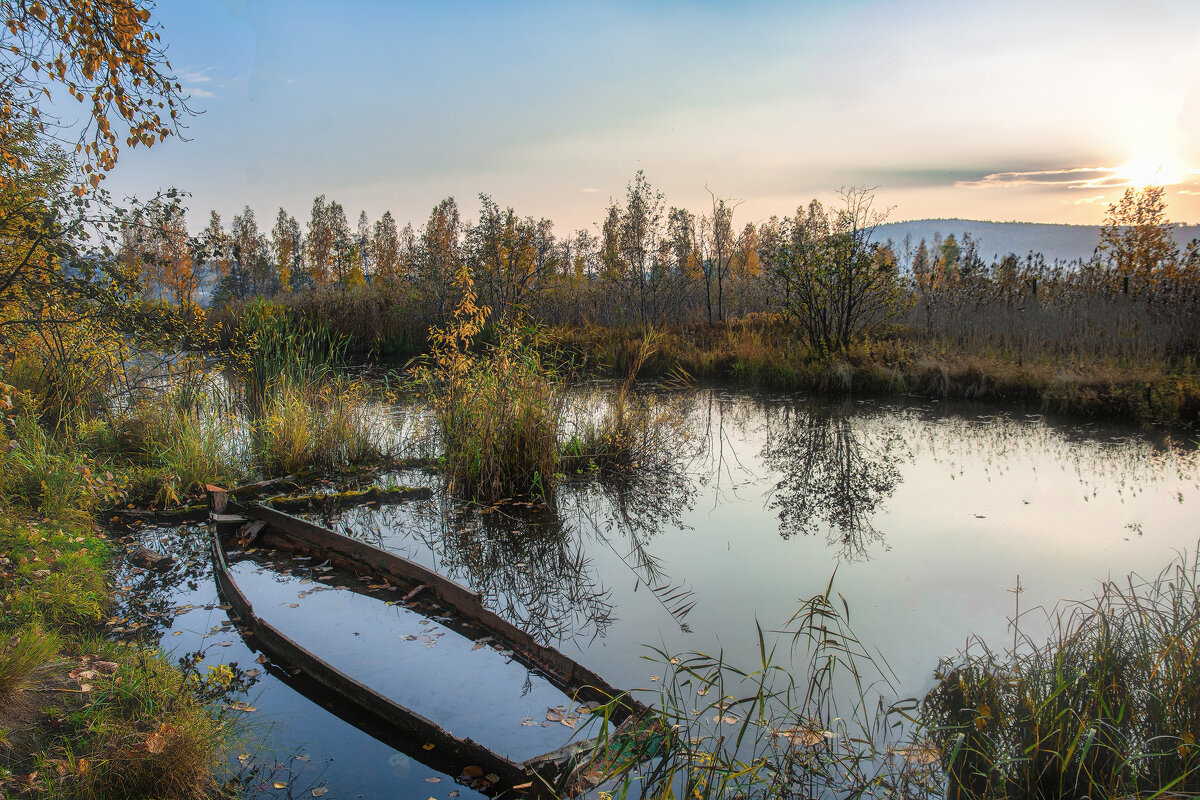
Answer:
[
  {"left": 411, "top": 263, "right": 568, "bottom": 502},
  {"left": 922, "top": 552, "right": 1200, "bottom": 799},
  {"left": 253, "top": 378, "right": 396, "bottom": 474},
  {"left": 229, "top": 298, "right": 349, "bottom": 413},
  {"left": 587, "top": 574, "right": 939, "bottom": 800},
  {"left": 561, "top": 329, "right": 691, "bottom": 478}
]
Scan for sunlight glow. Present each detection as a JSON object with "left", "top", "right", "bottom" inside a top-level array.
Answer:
[{"left": 1115, "top": 158, "right": 1187, "bottom": 189}]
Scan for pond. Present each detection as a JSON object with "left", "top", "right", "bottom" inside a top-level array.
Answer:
[{"left": 120, "top": 385, "right": 1200, "bottom": 799}]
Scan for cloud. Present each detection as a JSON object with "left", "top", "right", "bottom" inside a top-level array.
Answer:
[
  {"left": 179, "top": 67, "right": 217, "bottom": 99},
  {"left": 579, "top": 187, "right": 600, "bottom": 193},
  {"left": 957, "top": 166, "right": 1128, "bottom": 190},
  {"left": 178, "top": 69, "right": 213, "bottom": 85}
]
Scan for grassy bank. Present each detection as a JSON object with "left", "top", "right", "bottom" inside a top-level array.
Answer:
[
  {"left": 0, "top": 311, "right": 405, "bottom": 798},
  {"left": 0, "top": 514, "right": 232, "bottom": 799},
  {"left": 548, "top": 317, "right": 1200, "bottom": 426},
  {"left": 207, "top": 289, "right": 1200, "bottom": 427}
]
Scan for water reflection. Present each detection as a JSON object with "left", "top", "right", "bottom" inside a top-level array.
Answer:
[
  {"left": 562, "top": 462, "right": 699, "bottom": 631},
  {"left": 759, "top": 401, "right": 905, "bottom": 561},
  {"left": 333, "top": 457, "right": 699, "bottom": 647}
]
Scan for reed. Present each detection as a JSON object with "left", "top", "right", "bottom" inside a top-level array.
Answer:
[
  {"left": 252, "top": 378, "right": 395, "bottom": 474},
  {"left": 922, "top": 551, "right": 1200, "bottom": 799},
  {"left": 411, "top": 264, "right": 568, "bottom": 502},
  {"left": 561, "top": 330, "right": 689, "bottom": 477},
  {"left": 584, "top": 577, "right": 940, "bottom": 799},
  {"left": 228, "top": 297, "right": 348, "bottom": 413}
]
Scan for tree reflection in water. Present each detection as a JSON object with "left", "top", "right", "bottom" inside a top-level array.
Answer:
[
  {"left": 562, "top": 462, "right": 699, "bottom": 632},
  {"left": 337, "top": 456, "right": 698, "bottom": 648},
  {"left": 760, "top": 401, "right": 905, "bottom": 561}
]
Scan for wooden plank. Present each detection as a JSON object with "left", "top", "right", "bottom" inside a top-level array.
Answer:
[
  {"left": 210, "top": 531, "right": 534, "bottom": 791},
  {"left": 237, "top": 501, "right": 641, "bottom": 719}
]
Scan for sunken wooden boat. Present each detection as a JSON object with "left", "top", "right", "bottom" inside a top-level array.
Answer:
[{"left": 206, "top": 485, "right": 661, "bottom": 797}]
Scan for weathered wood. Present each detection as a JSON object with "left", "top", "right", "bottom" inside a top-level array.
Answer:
[
  {"left": 128, "top": 545, "right": 175, "bottom": 571},
  {"left": 209, "top": 497, "right": 659, "bottom": 796},
  {"left": 236, "top": 501, "right": 639, "bottom": 719},
  {"left": 262, "top": 485, "right": 433, "bottom": 513},
  {"left": 210, "top": 534, "right": 534, "bottom": 793}
]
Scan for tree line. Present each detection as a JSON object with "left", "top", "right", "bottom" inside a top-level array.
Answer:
[{"left": 122, "top": 173, "right": 1200, "bottom": 354}]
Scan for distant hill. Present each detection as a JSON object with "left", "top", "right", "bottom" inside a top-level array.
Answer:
[{"left": 874, "top": 219, "right": 1200, "bottom": 266}]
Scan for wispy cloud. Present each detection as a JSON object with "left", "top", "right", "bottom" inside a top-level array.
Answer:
[
  {"left": 579, "top": 187, "right": 599, "bottom": 193},
  {"left": 957, "top": 166, "right": 1127, "bottom": 190},
  {"left": 179, "top": 67, "right": 216, "bottom": 99}
]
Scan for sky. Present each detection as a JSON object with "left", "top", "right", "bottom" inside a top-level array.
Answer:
[{"left": 95, "top": 0, "right": 1200, "bottom": 234}]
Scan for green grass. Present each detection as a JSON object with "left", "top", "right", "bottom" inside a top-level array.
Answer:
[
  {"left": 0, "top": 508, "right": 233, "bottom": 799},
  {"left": 586, "top": 573, "right": 938, "bottom": 799}
]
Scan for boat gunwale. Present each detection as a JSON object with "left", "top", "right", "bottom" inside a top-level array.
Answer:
[{"left": 206, "top": 487, "right": 653, "bottom": 797}]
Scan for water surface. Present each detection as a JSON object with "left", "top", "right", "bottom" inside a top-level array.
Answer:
[{"left": 129, "top": 386, "right": 1200, "bottom": 798}]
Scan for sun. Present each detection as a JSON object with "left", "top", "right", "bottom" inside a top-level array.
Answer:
[{"left": 1114, "top": 157, "right": 1186, "bottom": 189}]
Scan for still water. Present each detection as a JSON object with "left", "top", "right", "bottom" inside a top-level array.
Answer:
[{"left": 127, "top": 387, "right": 1200, "bottom": 798}]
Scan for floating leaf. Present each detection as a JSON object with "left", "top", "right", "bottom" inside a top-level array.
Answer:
[
  {"left": 424, "top": 777, "right": 441, "bottom": 783},
  {"left": 422, "top": 743, "right": 435, "bottom": 751},
  {"left": 273, "top": 782, "right": 286, "bottom": 789},
  {"left": 311, "top": 789, "right": 328, "bottom": 797},
  {"left": 462, "top": 765, "right": 483, "bottom": 778}
]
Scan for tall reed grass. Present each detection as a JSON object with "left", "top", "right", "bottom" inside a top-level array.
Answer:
[
  {"left": 561, "top": 330, "right": 690, "bottom": 477},
  {"left": 253, "top": 378, "right": 397, "bottom": 474},
  {"left": 588, "top": 574, "right": 938, "bottom": 799},
  {"left": 228, "top": 297, "right": 349, "bottom": 413},
  {"left": 922, "top": 552, "right": 1200, "bottom": 799},
  {"left": 412, "top": 265, "right": 569, "bottom": 502}
]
